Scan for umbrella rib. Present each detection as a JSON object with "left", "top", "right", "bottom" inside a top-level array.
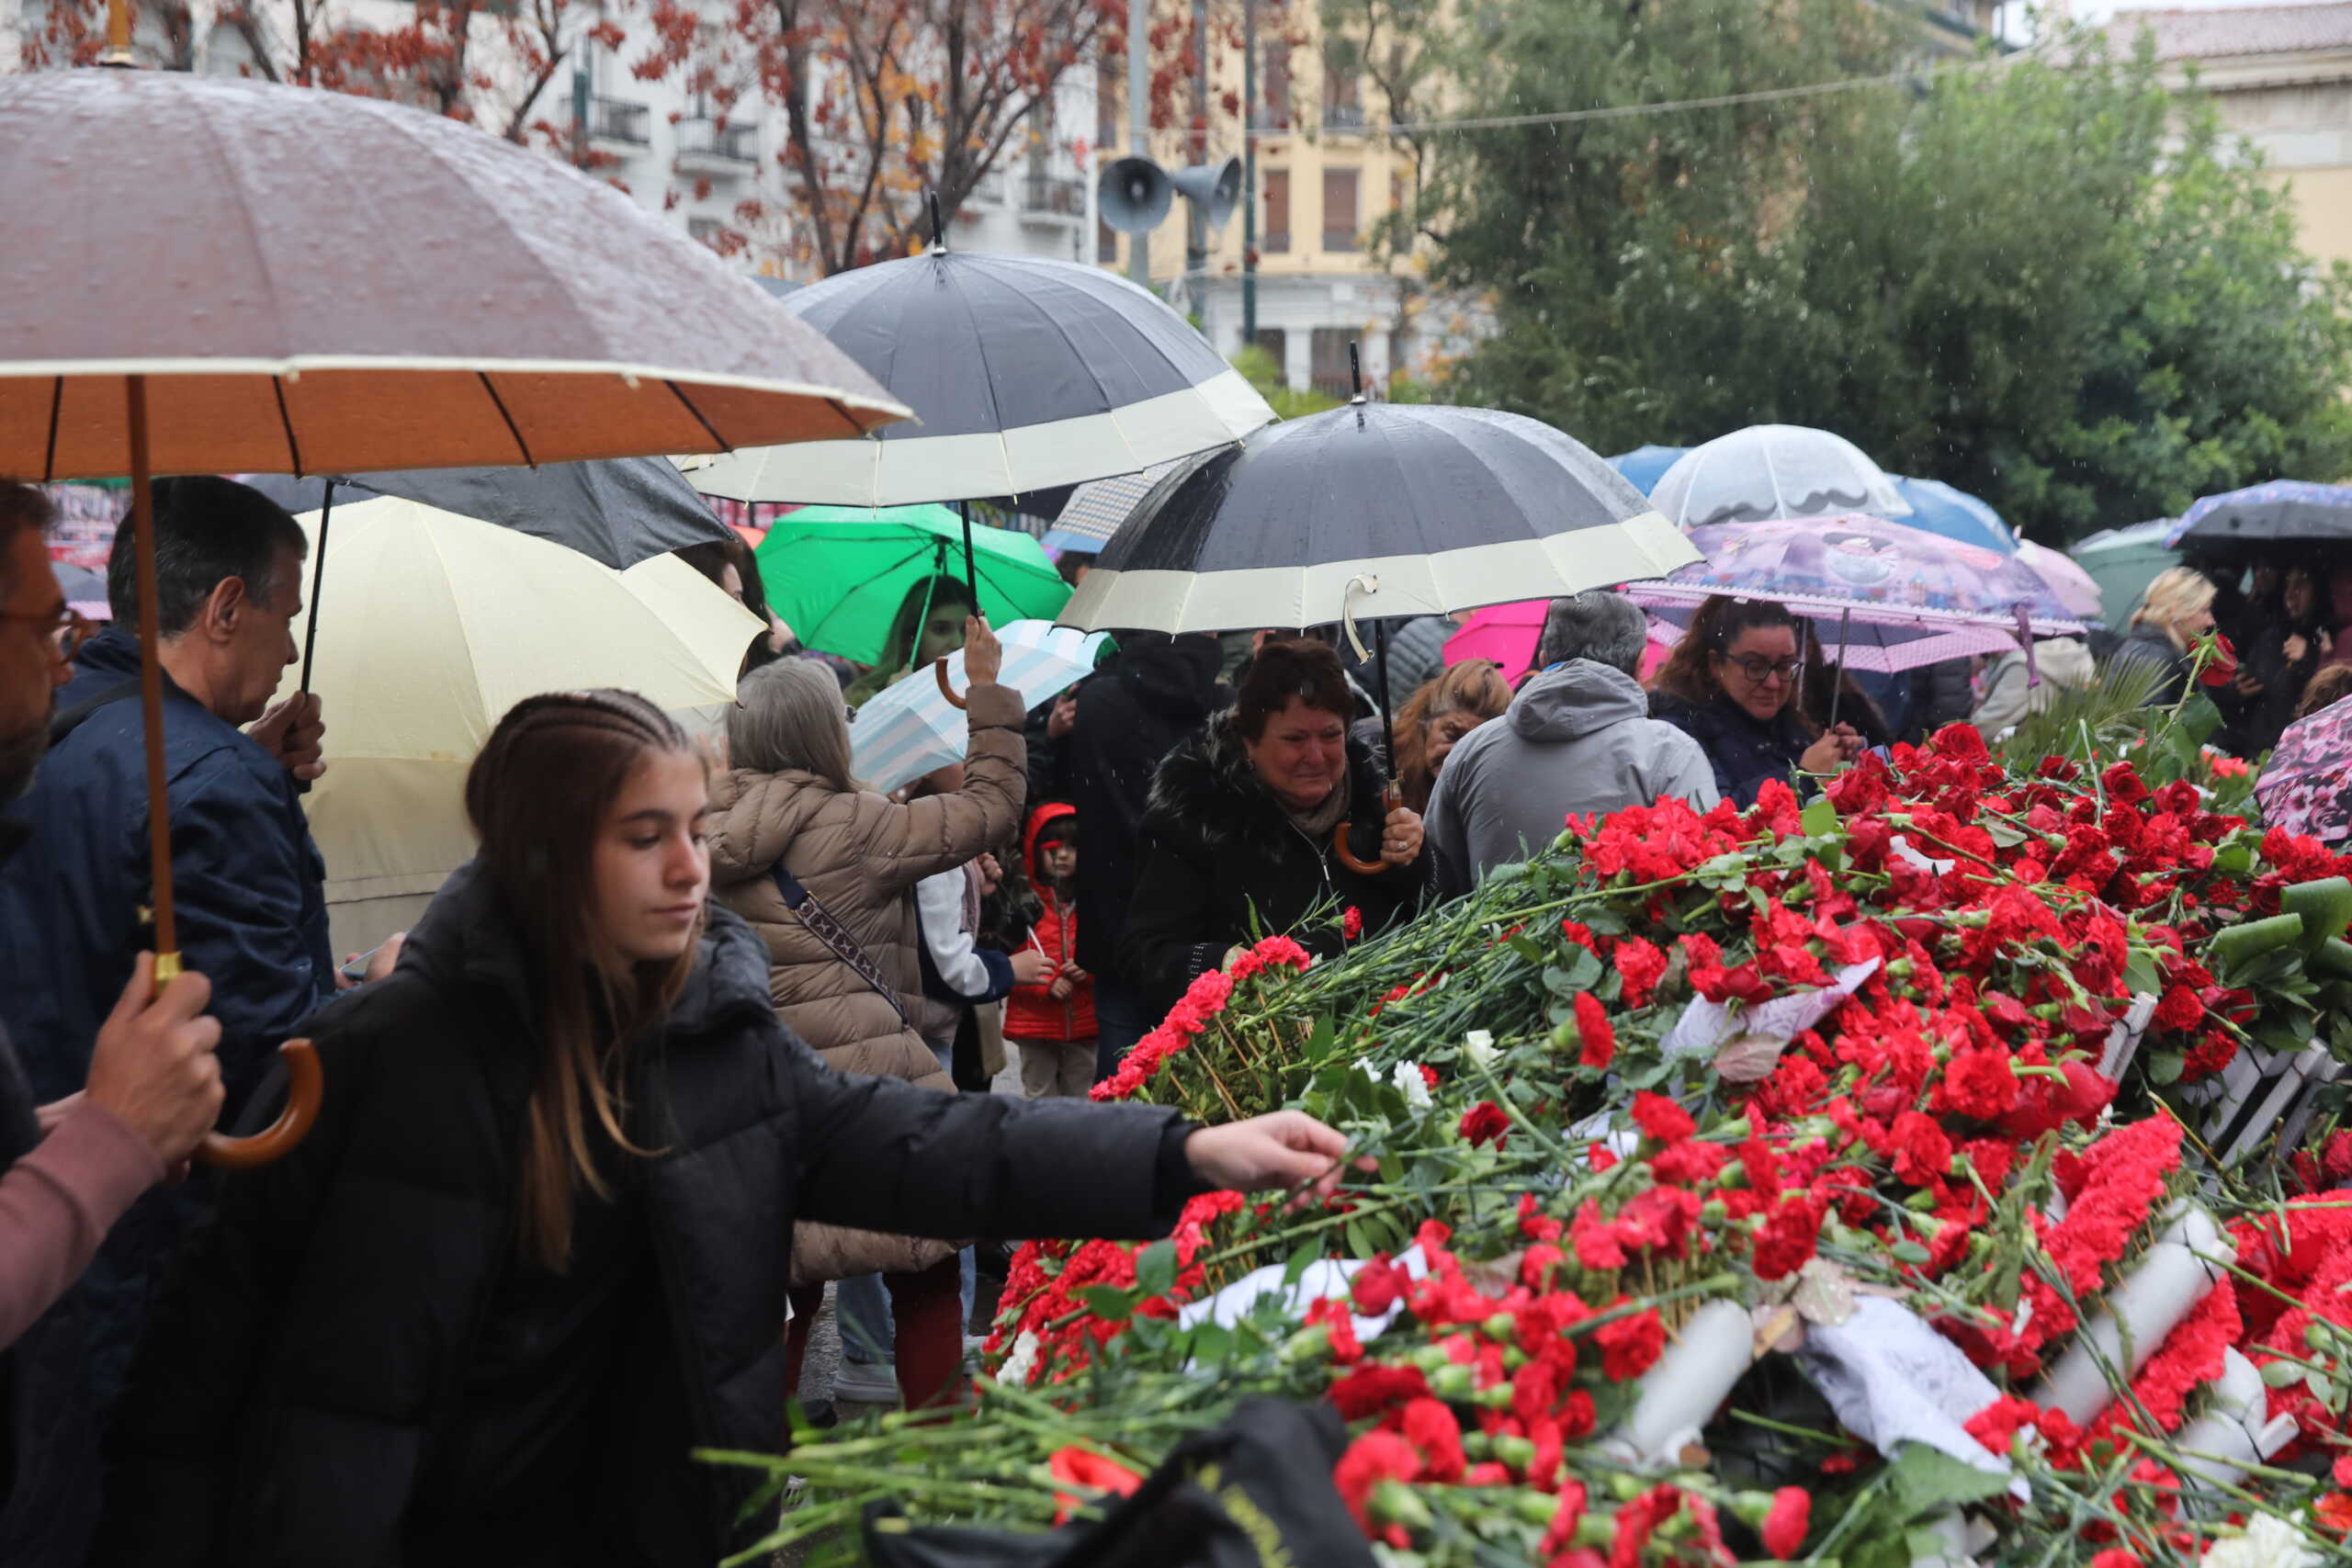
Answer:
[
  {"left": 271, "top": 375, "right": 306, "bottom": 477},
  {"left": 41, "top": 376, "right": 60, "bottom": 483},
  {"left": 665, "top": 379, "right": 730, "bottom": 454},
  {"left": 477, "top": 373, "right": 537, "bottom": 468}
]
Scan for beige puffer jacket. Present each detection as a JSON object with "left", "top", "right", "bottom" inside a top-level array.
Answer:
[{"left": 707, "top": 681, "right": 1027, "bottom": 1284}]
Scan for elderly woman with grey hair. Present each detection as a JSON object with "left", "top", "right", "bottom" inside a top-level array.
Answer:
[{"left": 1424, "top": 592, "right": 1719, "bottom": 897}]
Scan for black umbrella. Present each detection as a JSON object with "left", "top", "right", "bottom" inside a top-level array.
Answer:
[
  {"left": 1061, "top": 354, "right": 1697, "bottom": 871},
  {"left": 2169, "top": 481, "right": 2352, "bottom": 547}
]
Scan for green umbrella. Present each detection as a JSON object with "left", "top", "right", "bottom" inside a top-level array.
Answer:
[{"left": 754, "top": 503, "right": 1071, "bottom": 667}]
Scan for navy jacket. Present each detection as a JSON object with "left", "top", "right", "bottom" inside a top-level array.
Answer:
[
  {"left": 1650, "top": 691, "right": 1817, "bottom": 809},
  {"left": 0, "top": 626, "right": 332, "bottom": 1401}
]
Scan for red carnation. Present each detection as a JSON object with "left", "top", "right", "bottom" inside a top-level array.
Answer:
[
  {"left": 1574, "top": 992, "right": 1617, "bottom": 1070},
  {"left": 1751, "top": 1198, "right": 1823, "bottom": 1281},
  {"left": 1341, "top": 905, "right": 1363, "bottom": 940},
  {"left": 1889, "top": 1111, "right": 1953, "bottom": 1186},
  {"left": 1761, "top": 1487, "right": 1811, "bottom": 1560},
  {"left": 1630, "top": 1090, "right": 1695, "bottom": 1145},
  {"left": 1334, "top": 1429, "right": 1420, "bottom": 1534},
  {"left": 1459, "top": 1100, "right": 1511, "bottom": 1149},
  {"left": 1351, "top": 1256, "right": 1413, "bottom": 1316},
  {"left": 1614, "top": 937, "right": 1668, "bottom": 1009},
  {"left": 2152, "top": 985, "right": 2204, "bottom": 1032},
  {"left": 1329, "top": 1361, "right": 1429, "bottom": 1421},
  {"left": 1400, "top": 1397, "right": 1466, "bottom": 1482},
  {"left": 1934, "top": 1043, "right": 2019, "bottom": 1122},
  {"left": 1595, "top": 1304, "right": 1667, "bottom": 1381}
]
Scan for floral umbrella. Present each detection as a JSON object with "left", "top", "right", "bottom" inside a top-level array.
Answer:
[{"left": 2257, "top": 702, "right": 2352, "bottom": 844}]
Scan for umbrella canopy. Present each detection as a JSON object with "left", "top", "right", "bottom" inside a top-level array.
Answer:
[
  {"left": 850, "top": 621, "right": 1110, "bottom": 795},
  {"left": 2258, "top": 702, "right": 2352, "bottom": 845},
  {"left": 2072, "top": 520, "right": 2177, "bottom": 625},
  {"left": 1443, "top": 601, "right": 1550, "bottom": 680},
  {"left": 243, "top": 457, "right": 729, "bottom": 571},
  {"left": 0, "top": 71, "right": 906, "bottom": 476},
  {"left": 688, "top": 250, "right": 1274, "bottom": 509},
  {"left": 1892, "top": 477, "right": 2016, "bottom": 555},
  {"left": 1607, "top": 446, "right": 1690, "bottom": 495},
  {"left": 1641, "top": 602, "right": 2020, "bottom": 675},
  {"left": 1042, "top": 454, "right": 1204, "bottom": 555},
  {"left": 268, "top": 495, "right": 757, "bottom": 952},
  {"left": 53, "top": 561, "right": 109, "bottom": 621},
  {"left": 1623, "top": 514, "right": 2085, "bottom": 669},
  {"left": 1061, "top": 402, "right": 1695, "bottom": 635},
  {"left": 2016, "top": 539, "right": 2102, "bottom": 620},
  {"left": 2169, "top": 480, "right": 2352, "bottom": 547},
  {"left": 1650, "top": 426, "right": 1912, "bottom": 530},
  {"left": 753, "top": 504, "right": 1070, "bottom": 666}
]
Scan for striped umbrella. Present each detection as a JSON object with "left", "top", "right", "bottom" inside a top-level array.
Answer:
[
  {"left": 1041, "top": 455, "right": 1199, "bottom": 555},
  {"left": 849, "top": 620, "right": 1110, "bottom": 795}
]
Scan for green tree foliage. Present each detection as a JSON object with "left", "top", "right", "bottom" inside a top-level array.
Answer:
[{"left": 1431, "top": 7, "right": 2352, "bottom": 542}]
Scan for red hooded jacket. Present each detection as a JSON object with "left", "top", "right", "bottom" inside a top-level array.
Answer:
[{"left": 1005, "top": 802, "right": 1096, "bottom": 1043}]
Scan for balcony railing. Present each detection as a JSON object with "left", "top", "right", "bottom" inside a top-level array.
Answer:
[
  {"left": 1322, "top": 226, "right": 1361, "bottom": 252},
  {"left": 1322, "top": 102, "right": 1366, "bottom": 131},
  {"left": 1022, "top": 174, "right": 1086, "bottom": 219},
  {"left": 1262, "top": 230, "right": 1292, "bottom": 254},
  {"left": 591, "top": 96, "right": 650, "bottom": 146},
  {"left": 676, "top": 118, "right": 759, "bottom": 164}
]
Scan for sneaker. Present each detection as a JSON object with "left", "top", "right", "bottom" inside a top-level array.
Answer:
[{"left": 831, "top": 1359, "right": 901, "bottom": 1404}]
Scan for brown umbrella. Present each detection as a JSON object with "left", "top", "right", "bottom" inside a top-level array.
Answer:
[{"left": 1, "top": 57, "right": 910, "bottom": 1167}]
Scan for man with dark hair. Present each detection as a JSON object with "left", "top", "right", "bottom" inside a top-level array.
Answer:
[
  {"left": 0, "top": 481, "right": 229, "bottom": 1564},
  {"left": 1425, "top": 592, "right": 1718, "bottom": 897},
  {"left": 0, "top": 475, "right": 368, "bottom": 1404}
]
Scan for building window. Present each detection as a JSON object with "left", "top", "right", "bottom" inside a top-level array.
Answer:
[
  {"left": 1255, "top": 328, "right": 1289, "bottom": 383},
  {"left": 1310, "top": 327, "right": 1357, "bottom": 399},
  {"left": 1321, "top": 166, "right": 1359, "bottom": 252},
  {"left": 1322, "top": 39, "right": 1363, "bottom": 130},
  {"left": 1262, "top": 168, "right": 1291, "bottom": 254},
  {"left": 1262, "top": 41, "right": 1293, "bottom": 131}
]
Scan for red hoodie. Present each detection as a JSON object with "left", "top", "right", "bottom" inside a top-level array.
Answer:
[{"left": 1004, "top": 802, "right": 1096, "bottom": 1043}]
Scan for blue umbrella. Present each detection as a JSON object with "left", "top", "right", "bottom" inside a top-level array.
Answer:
[
  {"left": 1607, "top": 446, "right": 1689, "bottom": 495},
  {"left": 1892, "top": 477, "right": 2016, "bottom": 554}
]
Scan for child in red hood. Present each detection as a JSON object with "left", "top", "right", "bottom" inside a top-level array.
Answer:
[{"left": 1007, "top": 802, "right": 1097, "bottom": 1098}]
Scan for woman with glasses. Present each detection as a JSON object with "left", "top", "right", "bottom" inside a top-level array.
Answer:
[{"left": 1648, "top": 596, "right": 1864, "bottom": 807}]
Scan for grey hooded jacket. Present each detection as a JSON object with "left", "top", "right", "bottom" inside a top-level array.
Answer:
[{"left": 1425, "top": 660, "right": 1721, "bottom": 897}]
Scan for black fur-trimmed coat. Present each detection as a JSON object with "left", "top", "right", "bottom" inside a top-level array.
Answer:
[{"left": 1119, "top": 711, "right": 1433, "bottom": 1010}]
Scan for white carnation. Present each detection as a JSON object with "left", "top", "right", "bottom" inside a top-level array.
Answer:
[
  {"left": 1463, "top": 1030, "right": 1498, "bottom": 1069},
  {"left": 1356, "top": 1057, "right": 1382, "bottom": 1083},
  {"left": 2200, "top": 1514, "right": 2321, "bottom": 1568},
  {"left": 997, "top": 1330, "right": 1043, "bottom": 1388},
  {"left": 1392, "top": 1060, "right": 1433, "bottom": 1111}
]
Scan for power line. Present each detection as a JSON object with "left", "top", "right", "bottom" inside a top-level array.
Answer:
[{"left": 1248, "top": 58, "right": 1990, "bottom": 140}]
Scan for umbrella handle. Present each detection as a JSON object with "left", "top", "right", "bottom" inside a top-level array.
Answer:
[
  {"left": 195, "top": 1038, "right": 322, "bottom": 1170},
  {"left": 1332, "top": 785, "right": 1402, "bottom": 878},
  {"left": 934, "top": 657, "right": 968, "bottom": 711}
]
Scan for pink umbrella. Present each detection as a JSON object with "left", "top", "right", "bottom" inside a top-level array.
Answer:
[
  {"left": 2017, "top": 539, "right": 2102, "bottom": 620},
  {"left": 1447, "top": 598, "right": 1676, "bottom": 684}
]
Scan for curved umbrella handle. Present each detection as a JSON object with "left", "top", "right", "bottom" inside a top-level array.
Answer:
[
  {"left": 196, "top": 1038, "right": 322, "bottom": 1170},
  {"left": 934, "top": 657, "right": 968, "bottom": 711},
  {"left": 1333, "top": 785, "right": 1402, "bottom": 878}
]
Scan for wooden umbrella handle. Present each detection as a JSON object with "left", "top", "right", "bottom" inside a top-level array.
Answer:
[
  {"left": 196, "top": 1038, "right": 322, "bottom": 1170},
  {"left": 1333, "top": 785, "right": 1402, "bottom": 877},
  {"left": 934, "top": 657, "right": 968, "bottom": 710}
]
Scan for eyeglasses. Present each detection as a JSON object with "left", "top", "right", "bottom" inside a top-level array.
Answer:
[
  {"left": 1718, "top": 653, "right": 1804, "bottom": 685},
  {"left": 1, "top": 604, "right": 93, "bottom": 654}
]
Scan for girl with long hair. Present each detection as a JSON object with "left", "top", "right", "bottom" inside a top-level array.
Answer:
[
  {"left": 1649, "top": 595, "right": 1863, "bottom": 807},
  {"left": 845, "top": 574, "right": 975, "bottom": 708},
  {"left": 100, "top": 688, "right": 1351, "bottom": 1568}
]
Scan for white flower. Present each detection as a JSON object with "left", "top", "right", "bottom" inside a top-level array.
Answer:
[
  {"left": 2201, "top": 1513, "right": 2321, "bottom": 1568},
  {"left": 1463, "top": 1030, "right": 1498, "bottom": 1070},
  {"left": 997, "top": 1330, "right": 1043, "bottom": 1388},
  {"left": 1392, "top": 1060, "right": 1432, "bottom": 1111}
]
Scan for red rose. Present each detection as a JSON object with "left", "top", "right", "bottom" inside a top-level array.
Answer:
[
  {"left": 1573, "top": 992, "right": 1618, "bottom": 1071},
  {"left": 1595, "top": 1304, "right": 1668, "bottom": 1381},
  {"left": 1761, "top": 1487, "right": 1811, "bottom": 1560},
  {"left": 2199, "top": 631, "right": 2240, "bottom": 686},
  {"left": 1458, "top": 1100, "right": 1511, "bottom": 1149}
]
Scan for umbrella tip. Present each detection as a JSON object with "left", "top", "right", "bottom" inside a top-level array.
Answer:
[{"left": 926, "top": 189, "right": 946, "bottom": 254}]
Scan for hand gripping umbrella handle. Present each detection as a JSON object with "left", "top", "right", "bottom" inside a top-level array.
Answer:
[
  {"left": 934, "top": 657, "right": 968, "bottom": 711},
  {"left": 196, "top": 1039, "right": 323, "bottom": 1170},
  {"left": 1333, "top": 785, "right": 1402, "bottom": 878}
]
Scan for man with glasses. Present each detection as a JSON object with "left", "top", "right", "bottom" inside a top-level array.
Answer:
[
  {"left": 1424, "top": 592, "right": 1718, "bottom": 897},
  {"left": 0, "top": 476, "right": 377, "bottom": 1410},
  {"left": 0, "top": 482, "right": 228, "bottom": 1563}
]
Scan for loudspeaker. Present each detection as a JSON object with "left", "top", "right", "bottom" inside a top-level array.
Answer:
[
  {"left": 1168, "top": 157, "right": 1243, "bottom": 231},
  {"left": 1098, "top": 156, "right": 1173, "bottom": 233}
]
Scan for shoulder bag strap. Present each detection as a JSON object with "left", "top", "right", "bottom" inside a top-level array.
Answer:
[{"left": 771, "top": 863, "right": 911, "bottom": 1028}]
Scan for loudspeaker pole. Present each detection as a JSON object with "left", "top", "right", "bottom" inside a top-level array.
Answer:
[
  {"left": 1241, "top": 0, "right": 1257, "bottom": 345},
  {"left": 1126, "top": 0, "right": 1150, "bottom": 285}
]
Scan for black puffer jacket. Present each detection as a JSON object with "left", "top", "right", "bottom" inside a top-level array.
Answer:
[
  {"left": 2110, "top": 623, "right": 2192, "bottom": 708},
  {"left": 1649, "top": 691, "right": 1817, "bottom": 809},
  {"left": 1070, "top": 633, "right": 1228, "bottom": 981},
  {"left": 100, "top": 863, "right": 1196, "bottom": 1568},
  {"left": 1121, "top": 712, "right": 1433, "bottom": 1010}
]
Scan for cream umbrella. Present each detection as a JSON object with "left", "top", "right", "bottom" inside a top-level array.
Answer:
[{"left": 271, "top": 495, "right": 759, "bottom": 955}]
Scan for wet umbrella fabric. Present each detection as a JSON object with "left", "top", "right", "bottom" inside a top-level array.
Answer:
[
  {"left": 2258, "top": 702, "right": 2352, "bottom": 845},
  {"left": 1893, "top": 477, "right": 2016, "bottom": 555},
  {"left": 752, "top": 504, "right": 1070, "bottom": 667},
  {"left": 1650, "top": 426, "right": 1912, "bottom": 530},
  {"left": 1042, "top": 454, "right": 1202, "bottom": 555},
  {"left": 2168, "top": 480, "right": 2352, "bottom": 547},
  {"left": 850, "top": 620, "right": 1110, "bottom": 795},
  {"left": 1061, "top": 402, "right": 1694, "bottom": 636},
  {"left": 1641, "top": 602, "right": 2021, "bottom": 676},
  {"left": 2016, "top": 538, "right": 2102, "bottom": 621},
  {"left": 1608, "top": 445, "right": 1690, "bottom": 495},
  {"left": 243, "top": 456, "right": 729, "bottom": 572},
  {"left": 687, "top": 250, "right": 1273, "bottom": 510}
]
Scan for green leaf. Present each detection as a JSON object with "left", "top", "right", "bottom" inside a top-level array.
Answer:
[
  {"left": 2146, "top": 1049, "right": 2186, "bottom": 1086},
  {"left": 1802, "top": 796, "right": 1841, "bottom": 840},
  {"left": 1890, "top": 1240, "right": 1932, "bottom": 1264},
  {"left": 1190, "top": 1320, "right": 1233, "bottom": 1364},
  {"left": 2123, "top": 947, "right": 2162, "bottom": 998},
  {"left": 1883, "top": 1442, "right": 2014, "bottom": 1517},
  {"left": 1135, "top": 1239, "right": 1178, "bottom": 1299},
  {"left": 1074, "top": 1286, "right": 1141, "bottom": 1321}
]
